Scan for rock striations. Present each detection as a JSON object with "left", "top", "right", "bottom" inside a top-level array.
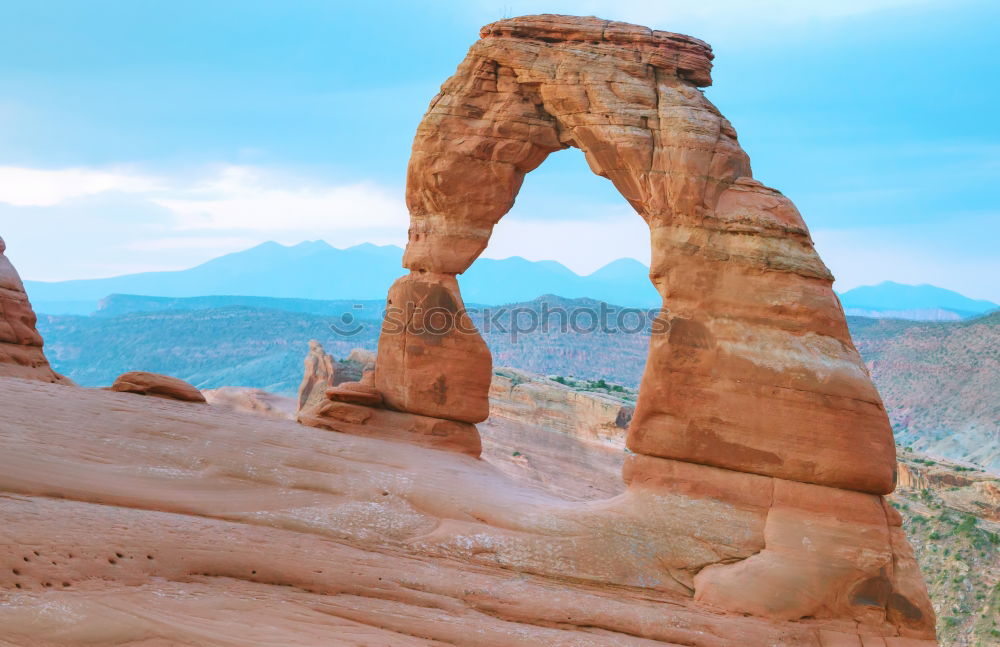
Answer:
[
  {"left": 110, "top": 371, "right": 206, "bottom": 403},
  {"left": 299, "top": 14, "right": 937, "bottom": 644},
  {"left": 0, "top": 236, "right": 71, "bottom": 385}
]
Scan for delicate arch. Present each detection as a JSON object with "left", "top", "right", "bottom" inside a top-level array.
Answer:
[{"left": 372, "top": 14, "right": 895, "bottom": 494}]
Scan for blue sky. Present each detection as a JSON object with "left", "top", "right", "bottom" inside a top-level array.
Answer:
[{"left": 0, "top": 0, "right": 997, "bottom": 300}]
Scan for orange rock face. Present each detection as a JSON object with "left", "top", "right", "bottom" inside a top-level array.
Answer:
[
  {"left": 0, "top": 236, "right": 71, "bottom": 385},
  {"left": 374, "top": 272, "right": 492, "bottom": 423},
  {"left": 297, "top": 339, "right": 337, "bottom": 411},
  {"left": 111, "top": 371, "right": 206, "bottom": 403},
  {"left": 373, "top": 14, "right": 895, "bottom": 495}
]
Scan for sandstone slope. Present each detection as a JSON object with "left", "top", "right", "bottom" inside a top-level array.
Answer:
[
  {"left": 0, "top": 237, "right": 70, "bottom": 384},
  {"left": 0, "top": 376, "right": 935, "bottom": 646}
]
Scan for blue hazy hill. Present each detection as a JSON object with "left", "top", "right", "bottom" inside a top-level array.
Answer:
[
  {"left": 24, "top": 241, "right": 994, "bottom": 319},
  {"left": 25, "top": 241, "right": 405, "bottom": 309},
  {"left": 839, "top": 281, "right": 997, "bottom": 320},
  {"left": 26, "top": 241, "right": 663, "bottom": 312}
]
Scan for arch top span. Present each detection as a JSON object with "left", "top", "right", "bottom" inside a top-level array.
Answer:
[
  {"left": 373, "top": 14, "right": 897, "bottom": 495},
  {"left": 479, "top": 14, "right": 715, "bottom": 87},
  {"left": 403, "top": 13, "right": 748, "bottom": 276}
]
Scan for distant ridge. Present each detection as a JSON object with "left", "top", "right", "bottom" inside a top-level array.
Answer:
[
  {"left": 26, "top": 241, "right": 662, "bottom": 312},
  {"left": 840, "top": 281, "right": 997, "bottom": 321},
  {"left": 24, "top": 241, "right": 995, "bottom": 319}
]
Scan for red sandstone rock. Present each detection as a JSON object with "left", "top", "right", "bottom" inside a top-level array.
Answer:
[
  {"left": 375, "top": 272, "right": 491, "bottom": 423},
  {"left": 489, "top": 368, "right": 632, "bottom": 445},
  {"left": 297, "top": 339, "right": 336, "bottom": 411},
  {"left": 0, "top": 236, "right": 72, "bottom": 385},
  {"left": 0, "top": 377, "right": 937, "bottom": 644},
  {"left": 111, "top": 371, "right": 206, "bottom": 403},
  {"left": 298, "top": 397, "right": 481, "bottom": 457},
  {"left": 346, "top": 347, "right": 376, "bottom": 369},
  {"left": 325, "top": 382, "right": 383, "bottom": 407},
  {"left": 373, "top": 13, "right": 895, "bottom": 495}
]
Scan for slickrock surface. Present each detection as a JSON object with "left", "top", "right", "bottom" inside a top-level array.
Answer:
[
  {"left": 0, "top": 377, "right": 936, "bottom": 646},
  {"left": 371, "top": 13, "right": 895, "bottom": 494},
  {"left": 481, "top": 382, "right": 995, "bottom": 647},
  {"left": 110, "top": 370, "right": 206, "bottom": 403},
  {"left": 204, "top": 386, "right": 297, "bottom": 420},
  {"left": 0, "top": 236, "right": 70, "bottom": 384},
  {"left": 489, "top": 367, "right": 633, "bottom": 446}
]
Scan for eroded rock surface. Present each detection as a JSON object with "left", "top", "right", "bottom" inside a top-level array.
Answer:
[
  {"left": 297, "top": 339, "right": 337, "bottom": 411},
  {"left": 204, "top": 386, "right": 297, "bottom": 420},
  {"left": 111, "top": 371, "right": 206, "bottom": 403},
  {"left": 0, "top": 236, "right": 71, "bottom": 385},
  {"left": 0, "top": 377, "right": 936, "bottom": 645}
]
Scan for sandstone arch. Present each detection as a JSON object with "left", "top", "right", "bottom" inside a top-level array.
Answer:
[{"left": 372, "top": 14, "right": 896, "bottom": 494}]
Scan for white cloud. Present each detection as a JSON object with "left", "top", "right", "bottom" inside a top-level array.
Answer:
[
  {"left": 0, "top": 166, "right": 161, "bottom": 207},
  {"left": 153, "top": 166, "right": 407, "bottom": 232},
  {"left": 0, "top": 163, "right": 409, "bottom": 281},
  {"left": 123, "top": 236, "right": 263, "bottom": 252}
]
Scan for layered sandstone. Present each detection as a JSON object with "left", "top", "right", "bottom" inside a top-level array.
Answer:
[
  {"left": 110, "top": 371, "right": 206, "bottom": 403},
  {"left": 297, "top": 341, "right": 371, "bottom": 412},
  {"left": 296, "top": 340, "right": 337, "bottom": 411},
  {"left": 0, "top": 236, "right": 70, "bottom": 384},
  {"left": 489, "top": 368, "right": 632, "bottom": 446},
  {"left": 370, "top": 13, "right": 895, "bottom": 495},
  {"left": 895, "top": 452, "right": 1000, "bottom": 523},
  {"left": 0, "top": 376, "right": 936, "bottom": 645}
]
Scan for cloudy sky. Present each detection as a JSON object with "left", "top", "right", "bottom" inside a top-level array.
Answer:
[{"left": 1, "top": 0, "right": 997, "bottom": 300}]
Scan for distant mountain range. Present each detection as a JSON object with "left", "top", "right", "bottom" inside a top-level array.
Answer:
[
  {"left": 840, "top": 281, "right": 998, "bottom": 321},
  {"left": 25, "top": 241, "right": 661, "bottom": 314},
  {"left": 24, "top": 241, "right": 997, "bottom": 320}
]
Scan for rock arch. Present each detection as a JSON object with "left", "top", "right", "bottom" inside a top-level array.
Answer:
[{"left": 371, "top": 14, "right": 895, "bottom": 494}]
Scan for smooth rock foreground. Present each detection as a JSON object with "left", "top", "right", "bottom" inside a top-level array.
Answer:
[{"left": 1, "top": 377, "right": 935, "bottom": 646}]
